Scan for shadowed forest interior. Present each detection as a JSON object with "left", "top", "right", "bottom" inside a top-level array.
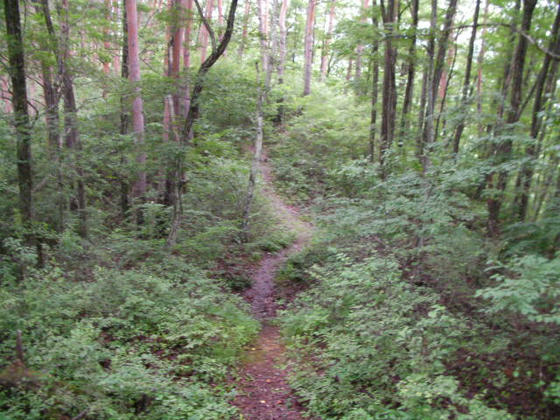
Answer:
[{"left": 1, "top": 0, "right": 560, "bottom": 418}]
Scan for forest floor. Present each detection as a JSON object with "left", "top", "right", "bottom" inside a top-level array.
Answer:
[{"left": 231, "top": 149, "right": 313, "bottom": 419}]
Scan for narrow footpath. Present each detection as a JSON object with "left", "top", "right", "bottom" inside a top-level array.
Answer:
[{"left": 232, "top": 151, "right": 313, "bottom": 419}]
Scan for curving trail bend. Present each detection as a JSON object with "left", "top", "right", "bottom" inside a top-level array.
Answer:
[{"left": 232, "top": 150, "right": 313, "bottom": 420}]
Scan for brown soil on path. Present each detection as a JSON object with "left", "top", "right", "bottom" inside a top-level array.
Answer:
[{"left": 231, "top": 150, "right": 313, "bottom": 420}]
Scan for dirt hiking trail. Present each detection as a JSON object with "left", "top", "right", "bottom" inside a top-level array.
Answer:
[{"left": 232, "top": 150, "right": 313, "bottom": 419}]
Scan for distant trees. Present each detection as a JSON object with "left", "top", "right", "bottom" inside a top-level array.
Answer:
[{"left": 2, "top": 0, "right": 560, "bottom": 253}]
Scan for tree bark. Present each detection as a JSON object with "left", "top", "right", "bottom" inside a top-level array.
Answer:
[
  {"left": 126, "top": 0, "right": 147, "bottom": 217},
  {"left": 35, "top": 0, "right": 64, "bottom": 232},
  {"left": 354, "top": 0, "right": 369, "bottom": 91},
  {"left": 320, "top": 0, "right": 335, "bottom": 81},
  {"left": 421, "top": 0, "right": 457, "bottom": 167},
  {"left": 237, "top": 0, "right": 251, "bottom": 58},
  {"left": 369, "top": 0, "right": 379, "bottom": 162},
  {"left": 119, "top": 0, "right": 130, "bottom": 218},
  {"left": 199, "top": 0, "right": 214, "bottom": 62},
  {"left": 168, "top": 0, "right": 239, "bottom": 245},
  {"left": 58, "top": 0, "right": 87, "bottom": 238},
  {"left": 452, "top": 0, "right": 480, "bottom": 155},
  {"left": 241, "top": 65, "right": 265, "bottom": 241},
  {"left": 416, "top": 0, "right": 436, "bottom": 169},
  {"left": 398, "top": 0, "right": 418, "bottom": 139},
  {"left": 303, "top": 0, "right": 316, "bottom": 96},
  {"left": 516, "top": 2, "right": 560, "bottom": 221},
  {"left": 4, "top": 0, "right": 33, "bottom": 229},
  {"left": 476, "top": 0, "right": 490, "bottom": 138},
  {"left": 379, "top": 0, "right": 397, "bottom": 175},
  {"left": 486, "top": 0, "right": 537, "bottom": 236}
]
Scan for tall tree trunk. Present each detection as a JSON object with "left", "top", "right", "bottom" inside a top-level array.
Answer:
[
  {"left": 277, "top": 0, "right": 289, "bottom": 82},
  {"left": 241, "top": 66, "right": 265, "bottom": 240},
  {"left": 476, "top": 0, "right": 490, "bottom": 138},
  {"left": 59, "top": 0, "right": 87, "bottom": 238},
  {"left": 34, "top": 0, "right": 64, "bottom": 232},
  {"left": 452, "top": 0, "right": 480, "bottom": 154},
  {"left": 354, "top": 0, "right": 369, "bottom": 91},
  {"left": 320, "top": 0, "right": 335, "bottom": 81},
  {"left": 4, "top": 0, "right": 33, "bottom": 231},
  {"left": 276, "top": 0, "right": 289, "bottom": 123},
  {"left": 183, "top": 0, "right": 194, "bottom": 118},
  {"left": 256, "top": 0, "right": 271, "bottom": 91},
  {"left": 303, "top": 0, "right": 316, "bottom": 96},
  {"left": 516, "top": 2, "right": 560, "bottom": 221},
  {"left": 369, "top": 0, "right": 379, "bottom": 162},
  {"left": 103, "top": 0, "right": 112, "bottom": 80},
  {"left": 399, "top": 0, "right": 418, "bottom": 138},
  {"left": 126, "top": 0, "right": 147, "bottom": 221},
  {"left": 379, "top": 0, "right": 397, "bottom": 176},
  {"left": 434, "top": 35, "right": 457, "bottom": 143},
  {"left": 119, "top": 0, "right": 130, "bottom": 218},
  {"left": 171, "top": 0, "right": 185, "bottom": 117},
  {"left": 421, "top": 0, "right": 457, "bottom": 170},
  {"left": 200, "top": 0, "right": 214, "bottom": 62},
  {"left": 486, "top": 0, "right": 537, "bottom": 236},
  {"left": 163, "top": 0, "right": 175, "bottom": 206},
  {"left": 416, "top": 0, "right": 436, "bottom": 168},
  {"left": 168, "top": 0, "right": 239, "bottom": 245},
  {"left": 237, "top": 0, "right": 251, "bottom": 58}
]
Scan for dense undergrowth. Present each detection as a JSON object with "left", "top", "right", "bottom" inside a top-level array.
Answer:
[
  {"left": 0, "top": 61, "right": 291, "bottom": 419},
  {"left": 0, "top": 159, "right": 290, "bottom": 418},
  {"left": 273, "top": 88, "right": 560, "bottom": 419}
]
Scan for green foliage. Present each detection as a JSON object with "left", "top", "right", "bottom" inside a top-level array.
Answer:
[
  {"left": 0, "top": 259, "right": 258, "bottom": 419},
  {"left": 279, "top": 254, "right": 509, "bottom": 418},
  {"left": 476, "top": 255, "right": 560, "bottom": 325}
]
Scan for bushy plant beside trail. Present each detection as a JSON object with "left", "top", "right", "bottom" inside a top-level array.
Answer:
[
  {"left": 0, "top": 255, "right": 259, "bottom": 419},
  {"left": 271, "top": 90, "right": 560, "bottom": 418},
  {"left": 0, "top": 60, "right": 282, "bottom": 420},
  {"left": 279, "top": 253, "right": 512, "bottom": 419}
]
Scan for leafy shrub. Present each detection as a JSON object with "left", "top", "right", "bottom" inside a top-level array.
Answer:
[
  {"left": 0, "top": 258, "right": 258, "bottom": 419},
  {"left": 280, "top": 254, "right": 508, "bottom": 418}
]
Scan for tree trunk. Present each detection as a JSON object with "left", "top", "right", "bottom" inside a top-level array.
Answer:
[
  {"left": 416, "top": 0, "right": 436, "bottom": 169},
  {"left": 59, "top": 0, "right": 87, "bottom": 238},
  {"left": 168, "top": 0, "right": 239, "bottom": 245},
  {"left": 256, "top": 0, "right": 270, "bottom": 90},
  {"left": 34, "top": 0, "right": 64, "bottom": 232},
  {"left": 241, "top": 65, "right": 265, "bottom": 241},
  {"left": 421, "top": 0, "right": 457, "bottom": 169},
  {"left": 379, "top": 0, "right": 397, "bottom": 175},
  {"left": 237, "top": 0, "right": 251, "bottom": 58},
  {"left": 183, "top": 0, "right": 194, "bottom": 118},
  {"left": 4, "top": 0, "right": 33, "bottom": 230},
  {"left": 303, "top": 0, "right": 316, "bottom": 96},
  {"left": 452, "top": 0, "right": 480, "bottom": 154},
  {"left": 103, "top": 0, "right": 112, "bottom": 80},
  {"left": 320, "top": 0, "right": 335, "bottom": 81},
  {"left": 516, "top": 2, "right": 560, "bottom": 221},
  {"left": 486, "top": 0, "right": 537, "bottom": 236},
  {"left": 120, "top": 0, "right": 130, "bottom": 218},
  {"left": 354, "top": 0, "right": 369, "bottom": 91},
  {"left": 126, "top": 0, "right": 147, "bottom": 220},
  {"left": 200, "top": 0, "right": 214, "bottom": 62},
  {"left": 434, "top": 35, "right": 457, "bottom": 143},
  {"left": 398, "top": 0, "right": 418, "bottom": 138},
  {"left": 476, "top": 0, "right": 490, "bottom": 138},
  {"left": 369, "top": 0, "right": 379, "bottom": 162}
]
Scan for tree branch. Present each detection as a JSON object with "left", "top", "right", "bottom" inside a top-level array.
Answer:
[{"left": 194, "top": 0, "right": 216, "bottom": 53}]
